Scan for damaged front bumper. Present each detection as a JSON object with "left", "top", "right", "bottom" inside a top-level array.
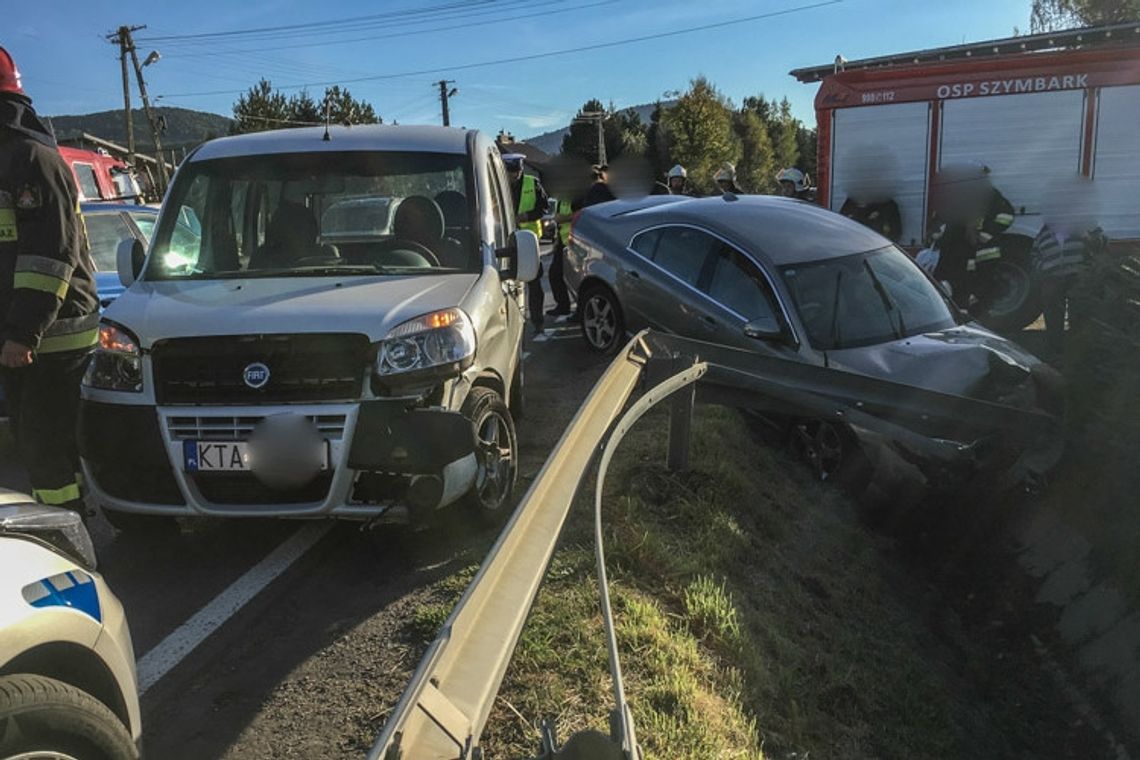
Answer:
[{"left": 78, "top": 399, "right": 477, "bottom": 521}]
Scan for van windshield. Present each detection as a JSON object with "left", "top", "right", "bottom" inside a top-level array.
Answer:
[
  {"left": 144, "top": 150, "right": 477, "bottom": 280},
  {"left": 780, "top": 246, "right": 956, "bottom": 350}
]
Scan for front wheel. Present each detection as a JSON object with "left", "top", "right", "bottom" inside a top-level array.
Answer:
[
  {"left": 974, "top": 237, "right": 1041, "bottom": 333},
  {"left": 0, "top": 674, "right": 138, "bottom": 760},
  {"left": 579, "top": 284, "right": 625, "bottom": 355},
  {"left": 460, "top": 387, "right": 519, "bottom": 526}
]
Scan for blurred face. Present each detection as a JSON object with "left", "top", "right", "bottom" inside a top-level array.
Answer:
[
  {"left": 717, "top": 179, "right": 731, "bottom": 191},
  {"left": 779, "top": 180, "right": 797, "bottom": 197},
  {"left": 668, "top": 176, "right": 684, "bottom": 191}
]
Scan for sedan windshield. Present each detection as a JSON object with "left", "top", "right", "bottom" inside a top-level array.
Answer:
[
  {"left": 145, "top": 151, "right": 476, "bottom": 280},
  {"left": 780, "top": 246, "right": 956, "bottom": 350}
]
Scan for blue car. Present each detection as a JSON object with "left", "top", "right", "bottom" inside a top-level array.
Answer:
[{"left": 81, "top": 202, "right": 159, "bottom": 308}]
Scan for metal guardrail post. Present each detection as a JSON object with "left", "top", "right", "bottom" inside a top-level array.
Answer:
[{"left": 667, "top": 360, "right": 696, "bottom": 472}]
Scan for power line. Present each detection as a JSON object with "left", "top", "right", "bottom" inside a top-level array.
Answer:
[
  {"left": 158, "top": 0, "right": 843, "bottom": 100},
  {"left": 157, "top": 0, "right": 594, "bottom": 58},
  {"left": 136, "top": 0, "right": 502, "bottom": 43}
]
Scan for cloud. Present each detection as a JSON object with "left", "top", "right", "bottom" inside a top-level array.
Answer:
[
  {"left": 495, "top": 111, "right": 567, "bottom": 130},
  {"left": 18, "top": 25, "right": 39, "bottom": 37}
]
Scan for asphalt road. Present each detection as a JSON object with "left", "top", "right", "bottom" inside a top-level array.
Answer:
[{"left": 0, "top": 248, "right": 615, "bottom": 758}]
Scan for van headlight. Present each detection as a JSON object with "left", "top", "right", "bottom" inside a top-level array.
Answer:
[
  {"left": 82, "top": 323, "right": 143, "bottom": 392},
  {"left": 375, "top": 308, "right": 476, "bottom": 380}
]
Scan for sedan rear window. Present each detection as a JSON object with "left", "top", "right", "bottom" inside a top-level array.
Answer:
[{"left": 781, "top": 246, "right": 955, "bottom": 350}]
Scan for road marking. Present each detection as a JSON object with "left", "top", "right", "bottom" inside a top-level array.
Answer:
[{"left": 135, "top": 521, "right": 332, "bottom": 695}]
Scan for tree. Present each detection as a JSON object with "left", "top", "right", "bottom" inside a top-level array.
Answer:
[
  {"left": 796, "top": 124, "right": 818, "bottom": 182},
  {"left": 560, "top": 100, "right": 646, "bottom": 164},
  {"left": 732, "top": 109, "right": 776, "bottom": 193},
  {"left": 662, "top": 77, "right": 739, "bottom": 193},
  {"left": 772, "top": 97, "right": 800, "bottom": 171},
  {"left": 1031, "top": 0, "right": 1140, "bottom": 30},
  {"left": 231, "top": 80, "right": 379, "bottom": 134},
  {"left": 232, "top": 79, "right": 289, "bottom": 134}
]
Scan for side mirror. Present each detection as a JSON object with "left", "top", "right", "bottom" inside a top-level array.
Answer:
[
  {"left": 497, "top": 230, "right": 540, "bottom": 282},
  {"left": 743, "top": 315, "right": 786, "bottom": 342},
  {"left": 117, "top": 238, "right": 145, "bottom": 288}
]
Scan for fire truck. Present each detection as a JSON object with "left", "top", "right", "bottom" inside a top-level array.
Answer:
[
  {"left": 57, "top": 146, "right": 143, "bottom": 203},
  {"left": 792, "top": 22, "right": 1140, "bottom": 330}
]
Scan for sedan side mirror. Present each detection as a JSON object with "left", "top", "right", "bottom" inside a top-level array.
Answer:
[
  {"left": 743, "top": 315, "right": 786, "bottom": 342},
  {"left": 497, "top": 230, "right": 540, "bottom": 282},
  {"left": 117, "top": 238, "right": 145, "bottom": 288}
]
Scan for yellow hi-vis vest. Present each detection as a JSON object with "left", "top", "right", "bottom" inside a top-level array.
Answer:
[
  {"left": 557, "top": 198, "right": 572, "bottom": 245},
  {"left": 516, "top": 174, "right": 542, "bottom": 237}
]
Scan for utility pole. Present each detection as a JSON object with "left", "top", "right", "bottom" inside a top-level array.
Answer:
[
  {"left": 436, "top": 79, "right": 457, "bottom": 127},
  {"left": 108, "top": 26, "right": 144, "bottom": 166},
  {"left": 127, "top": 40, "right": 168, "bottom": 192},
  {"left": 571, "top": 110, "right": 607, "bottom": 166}
]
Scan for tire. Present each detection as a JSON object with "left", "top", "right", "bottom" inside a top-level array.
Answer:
[
  {"left": 975, "top": 236, "right": 1042, "bottom": 333},
  {"left": 0, "top": 674, "right": 137, "bottom": 760},
  {"left": 101, "top": 508, "right": 177, "bottom": 535},
  {"left": 579, "top": 283, "right": 625, "bottom": 355},
  {"left": 787, "top": 420, "right": 872, "bottom": 495},
  {"left": 460, "top": 387, "right": 518, "bottom": 526}
]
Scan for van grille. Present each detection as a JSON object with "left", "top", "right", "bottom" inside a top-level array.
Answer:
[{"left": 151, "top": 334, "right": 369, "bottom": 405}]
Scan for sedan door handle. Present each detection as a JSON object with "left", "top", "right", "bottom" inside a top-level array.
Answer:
[
  {"left": 626, "top": 270, "right": 641, "bottom": 280},
  {"left": 700, "top": 315, "right": 717, "bottom": 329}
]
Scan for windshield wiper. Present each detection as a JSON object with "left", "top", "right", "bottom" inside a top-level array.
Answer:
[{"left": 863, "top": 260, "right": 905, "bottom": 339}]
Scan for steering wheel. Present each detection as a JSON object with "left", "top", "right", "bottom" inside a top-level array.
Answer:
[{"left": 377, "top": 238, "right": 441, "bottom": 267}]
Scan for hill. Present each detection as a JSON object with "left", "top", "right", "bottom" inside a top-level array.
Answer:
[
  {"left": 523, "top": 101, "right": 673, "bottom": 154},
  {"left": 45, "top": 106, "right": 232, "bottom": 151}
]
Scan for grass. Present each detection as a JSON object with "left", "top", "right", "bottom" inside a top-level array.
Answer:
[{"left": 396, "top": 405, "right": 997, "bottom": 759}]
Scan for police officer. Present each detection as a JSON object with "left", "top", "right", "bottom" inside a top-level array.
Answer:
[
  {"left": 0, "top": 47, "right": 100, "bottom": 518},
  {"left": 545, "top": 195, "right": 577, "bottom": 318},
  {"left": 504, "top": 153, "right": 549, "bottom": 332}
]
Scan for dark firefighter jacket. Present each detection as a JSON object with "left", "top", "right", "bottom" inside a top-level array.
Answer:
[{"left": 0, "top": 95, "right": 99, "bottom": 354}]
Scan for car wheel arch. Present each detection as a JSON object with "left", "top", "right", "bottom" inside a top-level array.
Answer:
[{"left": 0, "top": 641, "right": 132, "bottom": 733}]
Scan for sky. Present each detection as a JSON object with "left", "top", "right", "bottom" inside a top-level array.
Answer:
[{"left": 6, "top": 0, "right": 1031, "bottom": 136}]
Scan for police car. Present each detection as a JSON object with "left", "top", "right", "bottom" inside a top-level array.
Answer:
[{"left": 0, "top": 490, "right": 141, "bottom": 759}]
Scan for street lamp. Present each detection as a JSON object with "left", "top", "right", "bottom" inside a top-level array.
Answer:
[{"left": 142, "top": 50, "right": 161, "bottom": 67}]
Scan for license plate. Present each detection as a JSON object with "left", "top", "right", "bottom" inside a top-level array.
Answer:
[{"left": 182, "top": 441, "right": 329, "bottom": 472}]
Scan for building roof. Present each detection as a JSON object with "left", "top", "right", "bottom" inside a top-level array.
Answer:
[
  {"left": 191, "top": 124, "right": 472, "bottom": 161},
  {"left": 790, "top": 21, "right": 1140, "bottom": 82}
]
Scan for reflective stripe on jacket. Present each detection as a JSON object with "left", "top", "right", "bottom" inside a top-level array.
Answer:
[{"left": 516, "top": 175, "right": 542, "bottom": 237}]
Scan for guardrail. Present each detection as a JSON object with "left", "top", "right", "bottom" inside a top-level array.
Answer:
[{"left": 370, "top": 330, "right": 1057, "bottom": 759}]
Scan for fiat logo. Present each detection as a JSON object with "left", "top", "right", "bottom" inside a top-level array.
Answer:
[{"left": 243, "top": 362, "right": 270, "bottom": 390}]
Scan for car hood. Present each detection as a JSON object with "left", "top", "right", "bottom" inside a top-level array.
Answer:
[
  {"left": 104, "top": 273, "right": 480, "bottom": 347},
  {"left": 828, "top": 324, "right": 1045, "bottom": 404}
]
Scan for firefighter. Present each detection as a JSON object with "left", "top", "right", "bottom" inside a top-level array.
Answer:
[
  {"left": 839, "top": 195, "right": 902, "bottom": 242},
  {"left": 0, "top": 47, "right": 100, "bottom": 519},
  {"left": 666, "top": 164, "right": 690, "bottom": 195},
  {"left": 932, "top": 164, "right": 1015, "bottom": 308},
  {"left": 713, "top": 163, "right": 743, "bottom": 195},
  {"left": 776, "top": 167, "right": 813, "bottom": 200},
  {"left": 504, "top": 153, "right": 550, "bottom": 332}
]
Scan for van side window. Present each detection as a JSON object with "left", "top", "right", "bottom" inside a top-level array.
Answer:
[
  {"left": 703, "top": 242, "right": 779, "bottom": 322},
  {"left": 487, "top": 153, "right": 509, "bottom": 250}
]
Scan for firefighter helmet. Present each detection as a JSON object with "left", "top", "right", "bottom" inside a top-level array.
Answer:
[
  {"left": 0, "top": 47, "right": 23, "bottom": 96},
  {"left": 667, "top": 164, "right": 687, "bottom": 179},
  {"left": 776, "top": 167, "right": 809, "bottom": 192},
  {"left": 714, "top": 163, "right": 737, "bottom": 183}
]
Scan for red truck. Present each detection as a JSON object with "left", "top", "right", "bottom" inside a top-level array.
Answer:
[
  {"left": 791, "top": 21, "right": 1140, "bottom": 330},
  {"left": 57, "top": 145, "right": 143, "bottom": 203}
]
